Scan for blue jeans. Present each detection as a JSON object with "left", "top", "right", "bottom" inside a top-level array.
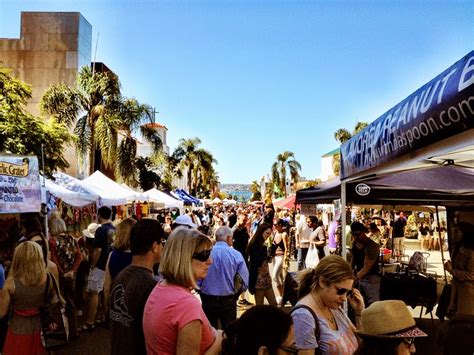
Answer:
[
  {"left": 359, "top": 274, "right": 381, "bottom": 306},
  {"left": 297, "top": 248, "right": 309, "bottom": 271}
]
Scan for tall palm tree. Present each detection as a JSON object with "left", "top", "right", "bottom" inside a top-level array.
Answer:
[
  {"left": 114, "top": 98, "right": 162, "bottom": 186},
  {"left": 271, "top": 151, "right": 301, "bottom": 197},
  {"left": 173, "top": 137, "right": 218, "bottom": 195},
  {"left": 333, "top": 121, "right": 369, "bottom": 175},
  {"left": 40, "top": 66, "right": 121, "bottom": 175}
]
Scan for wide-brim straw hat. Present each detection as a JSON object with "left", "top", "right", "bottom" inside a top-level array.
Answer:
[
  {"left": 82, "top": 223, "right": 100, "bottom": 239},
  {"left": 356, "top": 300, "right": 427, "bottom": 338}
]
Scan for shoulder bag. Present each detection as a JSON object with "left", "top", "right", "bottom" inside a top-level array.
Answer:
[
  {"left": 39, "top": 273, "right": 69, "bottom": 349},
  {"left": 291, "top": 304, "right": 323, "bottom": 355}
]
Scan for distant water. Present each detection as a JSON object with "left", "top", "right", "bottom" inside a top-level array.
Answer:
[{"left": 229, "top": 190, "right": 252, "bottom": 201}]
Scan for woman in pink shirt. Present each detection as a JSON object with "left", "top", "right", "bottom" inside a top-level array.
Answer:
[{"left": 143, "top": 227, "right": 222, "bottom": 355}]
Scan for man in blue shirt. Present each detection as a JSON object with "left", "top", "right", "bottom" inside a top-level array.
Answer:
[{"left": 200, "top": 226, "right": 249, "bottom": 329}]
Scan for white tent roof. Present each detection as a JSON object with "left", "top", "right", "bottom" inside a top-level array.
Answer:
[
  {"left": 144, "top": 188, "right": 184, "bottom": 209},
  {"left": 82, "top": 171, "right": 147, "bottom": 206},
  {"left": 43, "top": 173, "right": 99, "bottom": 207}
]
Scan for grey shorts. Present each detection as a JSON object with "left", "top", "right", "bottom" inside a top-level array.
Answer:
[{"left": 86, "top": 267, "right": 105, "bottom": 293}]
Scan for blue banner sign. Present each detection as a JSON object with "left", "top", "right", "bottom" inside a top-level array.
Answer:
[
  {"left": 0, "top": 156, "right": 41, "bottom": 213},
  {"left": 340, "top": 51, "right": 474, "bottom": 179}
]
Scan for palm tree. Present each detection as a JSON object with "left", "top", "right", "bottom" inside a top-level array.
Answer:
[
  {"left": 40, "top": 66, "right": 121, "bottom": 175},
  {"left": 271, "top": 151, "right": 301, "bottom": 197},
  {"left": 333, "top": 121, "right": 369, "bottom": 176},
  {"left": 114, "top": 98, "right": 162, "bottom": 186},
  {"left": 173, "top": 137, "right": 218, "bottom": 195}
]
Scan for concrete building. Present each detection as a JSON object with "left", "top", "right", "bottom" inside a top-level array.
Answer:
[
  {"left": 0, "top": 12, "right": 92, "bottom": 176},
  {"left": 320, "top": 147, "right": 339, "bottom": 182}
]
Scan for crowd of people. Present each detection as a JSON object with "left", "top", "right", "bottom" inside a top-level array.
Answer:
[{"left": 0, "top": 202, "right": 472, "bottom": 354}]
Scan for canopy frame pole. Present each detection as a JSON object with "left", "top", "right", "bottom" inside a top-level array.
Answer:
[
  {"left": 435, "top": 205, "right": 448, "bottom": 283},
  {"left": 341, "top": 181, "right": 347, "bottom": 260}
]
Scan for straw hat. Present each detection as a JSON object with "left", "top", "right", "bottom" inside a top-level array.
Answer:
[
  {"left": 82, "top": 223, "right": 101, "bottom": 239},
  {"left": 356, "top": 300, "right": 427, "bottom": 338}
]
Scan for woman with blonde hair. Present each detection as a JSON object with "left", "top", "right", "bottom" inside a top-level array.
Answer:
[
  {"left": 103, "top": 218, "right": 137, "bottom": 302},
  {"left": 291, "top": 255, "right": 365, "bottom": 354},
  {"left": 0, "top": 241, "right": 59, "bottom": 355},
  {"left": 143, "top": 227, "right": 222, "bottom": 355}
]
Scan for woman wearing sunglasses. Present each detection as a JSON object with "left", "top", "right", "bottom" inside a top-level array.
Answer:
[
  {"left": 291, "top": 255, "right": 364, "bottom": 354},
  {"left": 355, "top": 300, "right": 427, "bottom": 354},
  {"left": 143, "top": 227, "right": 223, "bottom": 355}
]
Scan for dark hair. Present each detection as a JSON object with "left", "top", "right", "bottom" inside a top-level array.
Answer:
[
  {"left": 307, "top": 215, "right": 318, "bottom": 224},
  {"left": 222, "top": 305, "right": 293, "bottom": 355},
  {"left": 98, "top": 206, "right": 112, "bottom": 220},
  {"left": 458, "top": 222, "right": 474, "bottom": 249},
  {"left": 129, "top": 219, "right": 165, "bottom": 255},
  {"left": 355, "top": 337, "right": 402, "bottom": 355},
  {"left": 247, "top": 222, "right": 272, "bottom": 253},
  {"left": 275, "top": 218, "right": 286, "bottom": 227}
]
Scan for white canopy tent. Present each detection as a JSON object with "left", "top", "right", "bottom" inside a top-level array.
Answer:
[
  {"left": 144, "top": 188, "right": 184, "bottom": 210},
  {"left": 43, "top": 173, "right": 99, "bottom": 207},
  {"left": 81, "top": 171, "right": 147, "bottom": 206}
]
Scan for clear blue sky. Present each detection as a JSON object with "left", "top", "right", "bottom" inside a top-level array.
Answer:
[{"left": 1, "top": 0, "right": 472, "bottom": 184}]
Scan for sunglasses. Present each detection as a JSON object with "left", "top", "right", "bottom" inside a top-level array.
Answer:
[
  {"left": 192, "top": 249, "right": 212, "bottom": 262},
  {"left": 278, "top": 345, "right": 298, "bottom": 354},
  {"left": 334, "top": 285, "right": 353, "bottom": 296},
  {"left": 402, "top": 337, "right": 415, "bottom": 346}
]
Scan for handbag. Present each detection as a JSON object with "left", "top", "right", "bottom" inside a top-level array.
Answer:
[
  {"left": 268, "top": 242, "right": 277, "bottom": 258},
  {"left": 39, "top": 273, "right": 69, "bottom": 349},
  {"left": 233, "top": 272, "right": 245, "bottom": 296},
  {"left": 305, "top": 244, "right": 320, "bottom": 269}
]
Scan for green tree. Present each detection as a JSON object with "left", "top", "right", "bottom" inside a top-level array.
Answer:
[
  {"left": 0, "top": 68, "right": 74, "bottom": 176},
  {"left": 271, "top": 151, "right": 301, "bottom": 198},
  {"left": 172, "top": 137, "right": 218, "bottom": 196},
  {"left": 114, "top": 99, "right": 162, "bottom": 186},
  {"left": 40, "top": 66, "right": 121, "bottom": 175},
  {"left": 332, "top": 121, "right": 369, "bottom": 176}
]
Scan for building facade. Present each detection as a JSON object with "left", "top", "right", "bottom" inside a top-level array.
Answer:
[{"left": 0, "top": 12, "right": 92, "bottom": 176}]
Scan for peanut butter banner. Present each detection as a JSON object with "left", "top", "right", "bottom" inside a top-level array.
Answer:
[
  {"left": 340, "top": 51, "right": 474, "bottom": 179},
  {"left": 0, "top": 156, "right": 41, "bottom": 213}
]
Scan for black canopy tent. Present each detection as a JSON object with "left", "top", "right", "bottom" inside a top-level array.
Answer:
[
  {"left": 296, "top": 165, "right": 474, "bottom": 207},
  {"left": 298, "top": 51, "right": 474, "bottom": 260}
]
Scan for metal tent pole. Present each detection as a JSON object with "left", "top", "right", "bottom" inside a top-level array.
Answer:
[{"left": 435, "top": 205, "right": 448, "bottom": 283}]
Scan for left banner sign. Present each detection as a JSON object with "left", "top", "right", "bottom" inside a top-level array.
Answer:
[{"left": 0, "top": 156, "right": 41, "bottom": 213}]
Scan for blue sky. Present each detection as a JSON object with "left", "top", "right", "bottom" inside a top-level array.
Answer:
[{"left": 1, "top": 0, "right": 472, "bottom": 184}]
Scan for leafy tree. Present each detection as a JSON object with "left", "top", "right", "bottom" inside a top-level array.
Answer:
[
  {"left": 172, "top": 137, "right": 218, "bottom": 195},
  {"left": 0, "top": 68, "right": 74, "bottom": 176},
  {"left": 271, "top": 151, "right": 301, "bottom": 197},
  {"left": 40, "top": 66, "right": 121, "bottom": 175},
  {"left": 332, "top": 121, "right": 369, "bottom": 176},
  {"left": 114, "top": 99, "right": 162, "bottom": 186},
  {"left": 135, "top": 156, "right": 161, "bottom": 191}
]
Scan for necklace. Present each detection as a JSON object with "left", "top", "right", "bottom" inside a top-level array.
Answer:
[{"left": 310, "top": 292, "right": 337, "bottom": 328}]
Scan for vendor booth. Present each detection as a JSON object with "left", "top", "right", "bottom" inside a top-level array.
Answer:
[{"left": 297, "top": 51, "right": 474, "bottom": 320}]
